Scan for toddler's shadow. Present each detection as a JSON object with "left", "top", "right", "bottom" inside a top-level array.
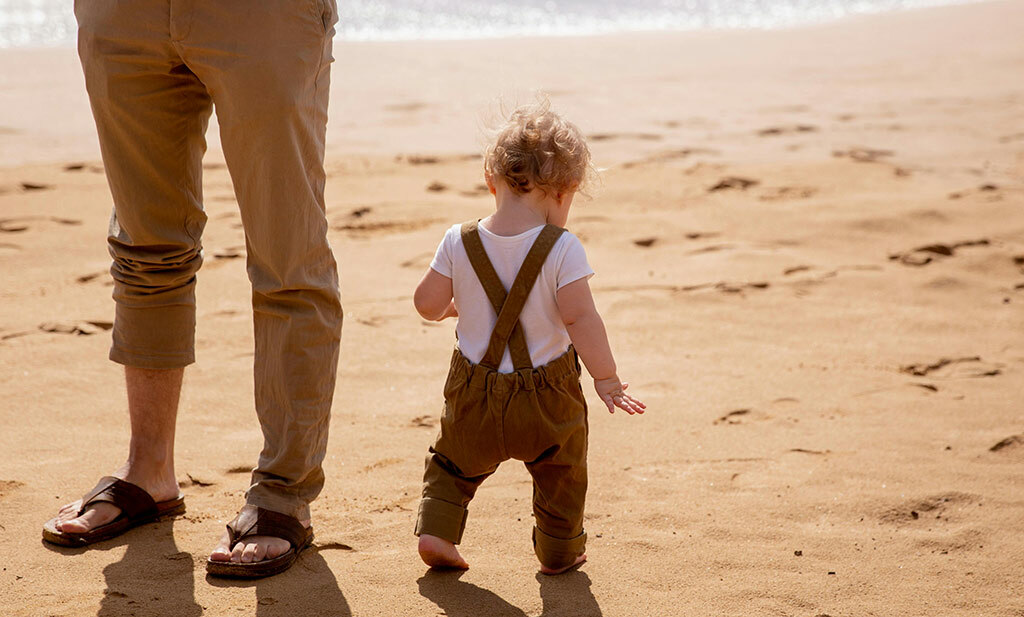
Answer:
[{"left": 417, "top": 568, "right": 601, "bottom": 617}]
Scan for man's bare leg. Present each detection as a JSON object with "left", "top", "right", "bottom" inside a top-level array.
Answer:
[{"left": 53, "top": 367, "right": 183, "bottom": 532}]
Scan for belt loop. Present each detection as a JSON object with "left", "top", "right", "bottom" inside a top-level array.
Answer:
[
  {"left": 468, "top": 364, "right": 483, "bottom": 389},
  {"left": 519, "top": 369, "right": 536, "bottom": 391}
]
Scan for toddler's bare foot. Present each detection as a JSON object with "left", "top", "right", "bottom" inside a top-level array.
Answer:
[
  {"left": 540, "top": 553, "right": 587, "bottom": 575},
  {"left": 418, "top": 534, "right": 469, "bottom": 569}
]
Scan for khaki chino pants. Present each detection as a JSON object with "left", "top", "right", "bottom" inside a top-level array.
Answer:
[
  {"left": 76, "top": 0, "right": 343, "bottom": 520},
  {"left": 416, "top": 348, "right": 589, "bottom": 570}
]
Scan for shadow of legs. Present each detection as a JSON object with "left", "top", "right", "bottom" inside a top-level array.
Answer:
[
  {"left": 537, "top": 570, "right": 602, "bottom": 617},
  {"left": 97, "top": 521, "right": 201, "bottom": 617},
  {"left": 205, "top": 548, "right": 350, "bottom": 617},
  {"left": 417, "top": 569, "right": 528, "bottom": 617}
]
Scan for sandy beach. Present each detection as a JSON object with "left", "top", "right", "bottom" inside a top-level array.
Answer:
[{"left": 1, "top": 1, "right": 1023, "bottom": 615}]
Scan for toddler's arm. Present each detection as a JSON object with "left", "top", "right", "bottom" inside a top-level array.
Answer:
[
  {"left": 414, "top": 269, "right": 458, "bottom": 321},
  {"left": 556, "top": 278, "right": 645, "bottom": 415}
]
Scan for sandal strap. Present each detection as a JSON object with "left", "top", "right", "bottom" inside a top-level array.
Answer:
[
  {"left": 78, "top": 476, "right": 158, "bottom": 519},
  {"left": 225, "top": 505, "right": 307, "bottom": 549}
]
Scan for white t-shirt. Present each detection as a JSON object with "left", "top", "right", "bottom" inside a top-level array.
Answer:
[{"left": 430, "top": 222, "right": 595, "bottom": 373}]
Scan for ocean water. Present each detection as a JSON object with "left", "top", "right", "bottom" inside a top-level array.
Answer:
[{"left": 0, "top": 0, "right": 976, "bottom": 48}]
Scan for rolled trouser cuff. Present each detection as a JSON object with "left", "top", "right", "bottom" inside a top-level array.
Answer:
[
  {"left": 109, "top": 303, "right": 196, "bottom": 369},
  {"left": 246, "top": 484, "right": 312, "bottom": 521},
  {"left": 533, "top": 526, "right": 587, "bottom": 570},
  {"left": 415, "top": 497, "right": 468, "bottom": 544}
]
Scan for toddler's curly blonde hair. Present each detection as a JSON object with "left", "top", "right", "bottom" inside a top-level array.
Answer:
[{"left": 484, "top": 100, "right": 592, "bottom": 197}]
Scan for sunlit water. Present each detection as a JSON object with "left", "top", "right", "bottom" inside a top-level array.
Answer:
[{"left": 0, "top": 0, "right": 978, "bottom": 48}]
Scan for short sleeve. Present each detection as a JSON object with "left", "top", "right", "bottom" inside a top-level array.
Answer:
[
  {"left": 555, "top": 232, "right": 595, "bottom": 290},
  {"left": 428, "top": 225, "right": 456, "bottom": 278}
]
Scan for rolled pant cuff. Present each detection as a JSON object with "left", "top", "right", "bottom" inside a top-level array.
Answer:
[
  {"left": 109, "top": 303, "right": 196, "bottom": 369},
  {"left": 533, "top": 526, "right": 587, "bottom": 570},
  {"left": 246, "top": 486, "right": 312, "bottom": 521},
  {"left": 415, "top": 497, "right": 468, "bottom": 544},
  {"left": 109, "top": 347, "right": 194, "bottom": 369}
]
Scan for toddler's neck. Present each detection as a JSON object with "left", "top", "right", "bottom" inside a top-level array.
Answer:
[{"left": 482, "top": 187, "right": 553, "bottom": 237}]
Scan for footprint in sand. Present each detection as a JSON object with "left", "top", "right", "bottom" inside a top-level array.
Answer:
[
  {"left": 410, "top": 415, "right": 436, "bottom": 428},
  {"left": 459, "top": 184, "right": 490, "bottom": 197},
  {"left": 396, "top": 154, "right": 439, "bottom": 165},
  {"left": 633, "top": 237, "right": 657, "bottom": 248},
  {"left": 396, "top": 152, "right": 483, "bottom": 165},
  {"left": 989, "top": 435, "right": 1023, "bottom": 453},
  {"left": 226, "top": 465, "right": 252, "bottom": 474},
  {"left": 948, "top": 183, "right": 1002, "bottom": 201},
  {"left": 362, "top": 457, "right": 403, "bottom": 473},
  {"left": 756, "top": 125, "right": 818, "bottom": 136},
  {"left": 75, "top": 271, "right": 112, "bottom": 286},
  {"left": 713, "top": 409, "right": 753, "bottom": 425},
  {"left": 878, "top": 491, "right": 980, "bottom": 525},
  {"left": 715, "top": 281, "right": 769, "bottom": 294},
  {"left": 832, "top": 147, "right": 893, "bottom": 163},
  {"left": 0, "top": 216, "right": 82, "bottom": 233},
  {"left": 620, "top": 148, "right": 719, "bottom": 169},
  {"left": 758, "top": 186, "right": 818, "bottom": 201},
  {"left": 179, "top": 473, "right": 215, "bottom": 488},
  {"left": 400, "top": 252, "right": 434, "bottom": 269},
  {"left": 426, "top": 181, "right": 447, "bottom": 192},
  {"left": 0, "top": 480, "right": 26, "bottom": 499},
  {"left": 39, "top": 320, "right": 113, "bottom": 336},
  {"left": 899, "top": 356, "right": 1002, "bottom": 379},
  {"left": 708, "top": 177, "right": 759, "bottom": 192},
  {"left": 587, "top": 132, "right": 662, "bottom": 142},
  {"left": 889, "top": 239, "right": 989, "bottom": 267},
  {"left": 210, "top": 246, "right": 245, "bottom": 261},
  {"left": 332, "top": 219, "right": 438, "bottom": 235},
  {"left": 20, "top": 182, "right": 53, "bottom": 191}
]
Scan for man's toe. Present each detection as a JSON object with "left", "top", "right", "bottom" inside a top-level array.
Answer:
[{"left": 241, "top": 543, "right": 258, "bottom": 563}]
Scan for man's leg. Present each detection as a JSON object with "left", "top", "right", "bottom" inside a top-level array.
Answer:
[
  {"left": 52, "top": 0, "right": 212, "bottom": 532},
  {"left": 55, "top": 368, "right": 183, "bottom": 531},
  {"left": 181, "top": 0, "right": 343, "bottom": 563}
]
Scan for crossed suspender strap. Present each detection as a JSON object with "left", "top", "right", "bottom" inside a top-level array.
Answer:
[{"left": 460, "top": 220, "right": 565, "bottom": 371}]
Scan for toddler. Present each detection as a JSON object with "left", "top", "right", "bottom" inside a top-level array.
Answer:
[{"left": 412, "top": 101, "right": 645, "bottom": 574}]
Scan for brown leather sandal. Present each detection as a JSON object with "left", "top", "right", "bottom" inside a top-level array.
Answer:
[
  {"left": 205, "top": 505, "right": 314, "bottom": 579},
  {"left": 42, "top": 476, "right": 185, "bottom": 547}
]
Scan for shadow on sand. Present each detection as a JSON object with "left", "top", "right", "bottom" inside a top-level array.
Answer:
[
  {"left": 43, "top": 520, "right": 349, "bottom": 617},
  {"left": 206, "top": 547, "right": 350, "bottom": 617},
  {"left": 42, "top": 518, "right": 202, "bottom": 617},
  {"left": 417, "top": 568, "right": 602, "bottom": 617}
]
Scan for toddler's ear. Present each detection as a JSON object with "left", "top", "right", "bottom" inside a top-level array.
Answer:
[{"left": 485, "top": 173, "right": 497, "bottom": 195}]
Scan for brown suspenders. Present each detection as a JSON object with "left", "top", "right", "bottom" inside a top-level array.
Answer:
[{"left": 459, "top": 220, "right": 565, "bottom": 371}]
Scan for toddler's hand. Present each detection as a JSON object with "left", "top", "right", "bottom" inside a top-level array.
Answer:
[{"left": 594, "top": 376, "right": 645, "bottom": 415}]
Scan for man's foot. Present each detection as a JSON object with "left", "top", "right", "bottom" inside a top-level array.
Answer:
[
  {"left": 209, "top": 517, "right": 312, "bottom": 564},
  {"left": 418, "top": 534, "right": 469, "bottom": 569},
  {"left": 539, "top": 553, "right": 587, "bottom": 575},
  {"left": 53, "top": 464, "right": 180, "bottom": 534}
]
